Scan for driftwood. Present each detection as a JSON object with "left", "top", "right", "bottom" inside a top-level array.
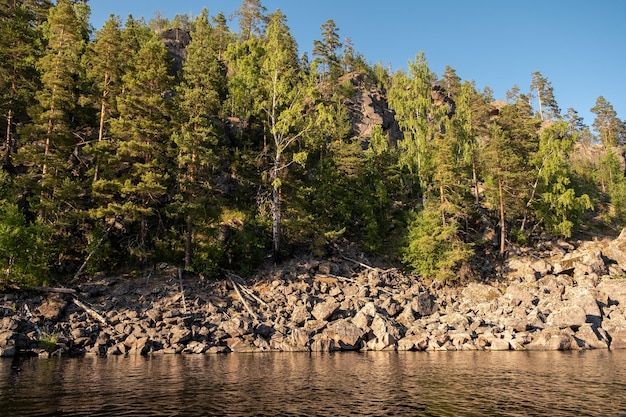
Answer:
[
  {"left": 228, "top": 276, "right": 258, "bottom": 321},
  {"left": 37, "top": 287, "right": 77, "bottom": 294},
  {"left": 178, "top": 268, "right": 188, "bottom": 314},
  {"left": 226, "top": 271, "right": 270, "bottom": 308},
  {"left": 341, "top": 255, "right": 377, "bottom": 271},
  {"left": 72, "top": 298, "right": 108, "bottom": 326},
  {"left": 22, "top": 304, "right": 42, "bottom": 336}
]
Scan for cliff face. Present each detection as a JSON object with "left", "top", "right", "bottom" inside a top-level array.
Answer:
[
  {"left": 160, "top": 28, "right": 191, "bottom": 74},
  {"left": 339, "top": 72, "right": 402, "bottom": 146}
]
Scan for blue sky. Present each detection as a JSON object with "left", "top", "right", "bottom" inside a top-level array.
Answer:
[{"left": 88, "top": 0, "right": 626, "bottom": 131}]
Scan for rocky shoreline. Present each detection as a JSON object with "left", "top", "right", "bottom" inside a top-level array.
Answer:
[{"left": 2, "top": 230, "right": 626, "bottom": 358}]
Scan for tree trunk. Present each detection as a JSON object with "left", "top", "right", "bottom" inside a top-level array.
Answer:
[
  {"left": 4, "top": 108, "right": 13, "bottom": 169},
  {"left": 272, "top": 183, "right": 281, "bottom": 261},
  {"left": 184, "top": 216, "right": 192, "bottom": 269},
  {"left": 472, "top": 150, "right": 480, "bottom": 205},
  {"left": 93, "top": 97, "right": 107, "bottom": 182},
  {"left": 440, "top": 184, "right": 446, "bottom": 226},
  {"left": 498, "top": 176, "right": 506, "bottom": 257}
]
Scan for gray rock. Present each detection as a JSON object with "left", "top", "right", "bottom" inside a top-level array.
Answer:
[
  {"left": 36, "top": 297, "right": 68, "bottom": 321},
  {"left": 411, "top": 292, "right": 437, "bottom": 317},
  {"left": 311, "top": 300, "right": 340, "bottom": 322},
  {"left": 608, "top": 328, "right": 626, "bottom": 349},
  {"left": 603, "top": 228, "right": 626, "bottom": 270},
  {"left": 221, "top": 316, "right": 253, "bottom": 337},
  {"left": 574, "top": 324, "right": 609, "bottom": 349},
  {"left": 547, "top": 305, "right": 587, "bottom": 329},
  {"left": 324, "top": 319, "right": 365, "bottom": 350}
]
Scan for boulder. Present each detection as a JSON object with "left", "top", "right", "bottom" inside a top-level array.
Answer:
[
  {"left": 290, "top": 304, "right": 311, "bottom": 326},
  {"left": 546, "top": 305, "right": 587, "bottom": 329},
  {"left": 311, "top": 300, "right": 340, "bottom": 322},
  {"left": 310, "top": 333, "right": 337, "bottom": 352},
  {"left": 36, "top": 297, "right": 68, "bottom": 321},
  {"left": 221, "top": 316, "right": 253, "bottom": 337},
  {"left": 461, "top": 283, "right": 501, "bottom": 304},
  {"left": 563, "top": 287, "right": 602, "bottom": 327},
  {"left": 504, "top": 281, "right": 539, "bottom": 308},
  {"left": 411, "top": 292, "right": 437, "bottom": 317},
  {"left": 603, "top": 228, "right": 626, "bottom": 270},
  {"left": 596, "top": 279, "right": 626, "bottom": 307},
  {"left": 507, "top": 256, "right": 551, "bottom": 280},
  {"left": 608, "top": 328, "right": 626, "bottom": 350},
  {"left": 573, "top": 324, "right": 609, "bottom": 349},
  {"left": 526, "top": 329, "right": 577, "bottom": 351},
  {"left": 397, "top": 332, "right": 429, "bottom": 351},
  {"left": 169, "top": 325, "right": 192, "bottom": 345},
  {"left": 323, "top": 319, "right": 366, "bottom": 350}
]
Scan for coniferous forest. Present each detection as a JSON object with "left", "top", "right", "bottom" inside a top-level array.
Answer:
[{"left": 1, "top": 0, "right": 626, "bottom": 289}]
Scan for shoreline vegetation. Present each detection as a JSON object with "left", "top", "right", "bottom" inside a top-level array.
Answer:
[{"left": 2, "top": 1, "right": 626, "bottom": 359}]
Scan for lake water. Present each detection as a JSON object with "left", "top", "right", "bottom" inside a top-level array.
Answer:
[{"left": 1, "top": 350, "right": 625, "bottom": 416}]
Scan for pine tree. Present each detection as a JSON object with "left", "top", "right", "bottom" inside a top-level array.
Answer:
[
  {"left": 92, "top": 32, "right": 174, "bottom": 265},
  {"left": 211, "top": 11, "right": 232, "bottom": 61},
  {"left": 0, "top": 171, "right": 48, "bottom": 288},
  {"left": 0, "top": 0, "right": 43, "bottom": 170},
  {"left": 172, "top": 8, "right": 226, "bottom": 271},
  {"left": 233, "top": 0, "right": 267, "bottom": 41},
  {"left": 591, "top": 96, "right": 625, "bottom": 147},
  {"left": 530, "top": 121, "right": 593, "bottom": 237},
  {"left": 312, "top": 19, "right": 342, "bottom": 80},
  {"left": 84, "top": 14, "right": 124, "bottom": 182},
  {"left": 482, "top": 102, "right": 539, "bottom": 254},
  {"left": 531, "top": 71, "right": 560, "bottom": 121},
  {"left": 15, "top": 0, "right": 88, "bottom": 223},
  {"left": 388, "top": 52, "right": 437, "bottom": 199}
]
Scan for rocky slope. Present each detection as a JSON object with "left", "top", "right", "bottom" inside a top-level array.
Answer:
[{"left": 1, "top": 230, "right": 626, "bottom": 358}]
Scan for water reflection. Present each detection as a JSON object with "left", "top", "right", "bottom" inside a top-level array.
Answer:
[{"left": 1, "top": 350, "right": 625, "bottom": 416}]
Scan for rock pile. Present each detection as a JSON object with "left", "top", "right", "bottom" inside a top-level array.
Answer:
[{"left": 2, "top": 230, "right": 626, "bottom": 358}]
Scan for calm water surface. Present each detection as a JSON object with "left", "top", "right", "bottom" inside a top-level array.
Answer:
[{"left": 1, "top": 350, "right": 625, "bottom": 416}]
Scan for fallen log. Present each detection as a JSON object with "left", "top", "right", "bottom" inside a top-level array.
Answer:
[{"left": 72, "top": 298, "right": 107, "bottom": 326}]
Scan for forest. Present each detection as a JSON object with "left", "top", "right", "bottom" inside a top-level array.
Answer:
[{"left": 1, "top": 0, "right": 625, "bottom": 289}]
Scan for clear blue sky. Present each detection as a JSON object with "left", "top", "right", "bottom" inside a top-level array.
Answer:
[{"left": 88, "top": 0, "right": 626, "bottom": 131}]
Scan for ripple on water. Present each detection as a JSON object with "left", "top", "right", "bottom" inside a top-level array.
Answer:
[{"left": 1, "top": 350, "right": 625, "bottom": 416}]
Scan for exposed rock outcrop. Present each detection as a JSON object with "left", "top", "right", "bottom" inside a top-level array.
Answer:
[{"left": 339, "top": 72, "right": 402, "bottom": 146}]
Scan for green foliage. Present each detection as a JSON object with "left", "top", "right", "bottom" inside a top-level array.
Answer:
[
  {"left": 38, "top": 328, "right": 60, "bottom": 352},
  {"left": 401, "top": 206, "right": 473, "bottom": 282},
  {"left": 3, "top": 4, "right": 625, "bottom": 285},
  {"left": 597, "top": 148, "right": 626, "bottom": 223},
  {"left": 531, "top": 121, "right": 594, "bottom": 237},
  {"left": 0, "top": 173, "right": 49, "bottom": 289}
]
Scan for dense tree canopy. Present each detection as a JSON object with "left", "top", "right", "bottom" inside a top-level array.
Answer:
[{"left": 1, "top": 0, "right": 624, "bottom": 289}]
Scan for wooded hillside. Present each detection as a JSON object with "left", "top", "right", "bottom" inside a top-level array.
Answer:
[{"left": 1, "top": 0, "right": 625, "bottom": 288}]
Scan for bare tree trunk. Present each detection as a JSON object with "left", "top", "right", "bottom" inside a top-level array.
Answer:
[
  {"left": 472, "top": 152, "right": 480, "bottom": 205},
  {"left": 272, "top": 182, "right": 281, "bottom": 261},
  {"left": 93, "top": 97, "right": 107, "bottom": 182},
  {"left": 4, "top": 108, "right": 13, "bottom": 168}
]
